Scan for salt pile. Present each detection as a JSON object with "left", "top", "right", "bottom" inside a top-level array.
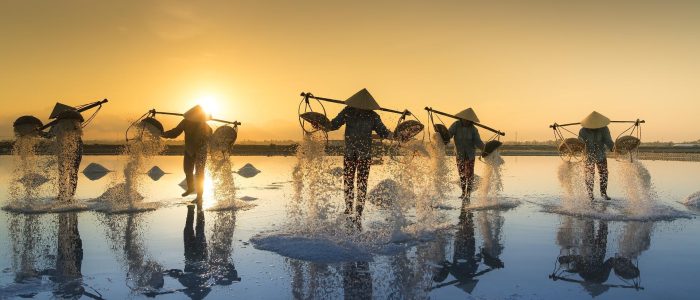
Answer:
[
  {"left": 236, "top": 163, "right": 261, "bottom": 178},
  {"left": 17, "top": 173, "right": 49, "bottom": 188},
  {"left": 683, "top": 191, "right": 700, "bottom": 207},
  {"left": 146, "top": 166, "right": 166, "bottom": 181},
  {"left": 239, "top": 196, "right": 258, "bottom": 201},
  {"left": 82, "top": 163, "right": 111, "bottom": 180},
  {"left": 83, "top": 162, "right": 110, "bottom": 174}
]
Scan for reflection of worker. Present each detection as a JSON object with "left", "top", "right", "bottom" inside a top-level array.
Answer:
[
  {"left": 343, "top": 261, "right": 372, "bottom": 299},
  {"left": 446, "top": 108, "right": 484, "bottom": 201},
  {"left": 50, "top": 110, "right": 85, "bottom": 202},
  {"left": 162, "top": 105, "right": 213, "bottom": 204},
  {"left": 327, "top": 89, "right": 392, "bottom": 217},
  {"left": 46, "top": 213, "right": 84, "bottom": 298},
  {"left": 168, "top": 205, "right": 211, "bottom": 299},
  {"left": 557, "top": 220, "right": 614, "bottom": 296},
  {"left": 432, "top": 211, "right": 482, "bottom": 294},
  {"left": 578, "top": 111, "right": 614, "bottom": 201}
]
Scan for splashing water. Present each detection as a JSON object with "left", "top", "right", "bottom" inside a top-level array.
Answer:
[
  {"left": 557, "top": 161, "right": 588, "bottom": 211},
  {"left": 683, "top": 191, "right": 700, "bottom": 207},
  {"left": 426, "top": 133, "right": 451, "bottom": 201},
  {"left": 206, "top": 133, "right": 249, "bottom": 211},
  {"left": 289, "top": 132, "right": 337, "bottom": 232},
  {"left": 618, "top": 159, "right": 656, "bottom": 216},
  {"left": 7, "top": 135, "right": 53, "bottom": 210},
  {"left": 98, "top": 123, "right": 164, "bottom": 212},
  {"left": 473, "top": 150, "right": 506, "bottom": 207}
]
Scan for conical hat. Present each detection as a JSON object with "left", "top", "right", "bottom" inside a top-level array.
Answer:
[
  {"left": 455, "top": 108, "right": 480, "bottom": 123},
  {"left": 345, "top": 88, "right": 380, "bottom": 110},
  {"left": 581, "top": 111, "right": 610, "bottom": 129},
  {"left": 184, "top": 105, "right": 210, "bottom": 122}
]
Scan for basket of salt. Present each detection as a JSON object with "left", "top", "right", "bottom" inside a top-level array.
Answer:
[
  {"left": 394, "top": 120, "right": 424, "bottom": 142},
  {"left": 481, "top": 140, "right": 503, "bottom": 158},
  {"left": 299, "top": 112, "right": 330, "bottom": 131},
  {"left": 433, "top": 124, "right": 450, "bottom": 144},
  {"left": 558, "top": 138, "right": 585, "bottom": 157},
  {"left": 211, "top": 125, "right": 238, "bottom": 152},
  {"left": 139, "top": 117, "right": 164, "bottom": 137},
  {"left": 614, "top": 135, "right": 640, "bottom": 155},
  {"left": 13, "top": 115, "right": 43, "bottom": 137}
]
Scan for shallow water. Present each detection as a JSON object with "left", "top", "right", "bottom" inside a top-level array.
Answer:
[{"left": 1, "top": 155, "right": 699, "bottom": 299}]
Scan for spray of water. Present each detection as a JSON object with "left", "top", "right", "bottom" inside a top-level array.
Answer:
[
  {"left": 473, "top": 150, "right": 505, "bottom": 207},
  {"left": 557, "top": 161, "right": 588, "bottom": 211},
  {"left": 617, "top": 159, "right": 656, "bottom": 216},
  {"left": 7, "top": 135, "right": 53, "bottom": 209},
  {"left": 52, "top": 120, "right": 83, "bottom": 204},
  {"left": 98, "top": 123, "right": 164, "bottom": 212},
  {"left": 289, "top": 132, "right": 337, "bottom": 233}
]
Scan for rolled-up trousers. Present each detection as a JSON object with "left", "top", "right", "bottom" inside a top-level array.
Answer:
[
  {"left": 456, "top": 157, "right": 476, "bottom": 194},
  {"left": 184, "top": 151, "right": 207, "bottom": 197},
  {"left": 585, "top": 158, "right": 608, "bottom": 198},
  {"left": 343, "top": 157, "right": 371, "bottom": 208}
]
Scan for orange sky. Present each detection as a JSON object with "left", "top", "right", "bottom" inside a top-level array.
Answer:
[{"left": 1, "top": 0, "right": 699, "bottom": 142}]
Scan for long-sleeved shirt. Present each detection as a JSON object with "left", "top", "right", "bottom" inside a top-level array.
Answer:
[
  {"left": 578, "top": 126, "right": 614, "bottom": 162},
  {"left": 327, "top": 107, "right": 391, "bottom": 160},
  {"left": 162, "top": 119, "right": 213, "bottom": 156},
  {"left": 448, "top": 121, "right": 484, "bottom": 160}
]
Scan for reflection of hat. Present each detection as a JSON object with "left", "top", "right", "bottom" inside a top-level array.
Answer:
[
  {"left": 345, "top": 88, "right": 380, "bottom": 110},
  {"left": 581, "top": 111, "right": 610, "bottom": 129},
  {"left": 184, "top": 105, "right": 210, "bottom": 122},
  {"left": 455, "top": 108, "right": 480, "bottom": 123}
]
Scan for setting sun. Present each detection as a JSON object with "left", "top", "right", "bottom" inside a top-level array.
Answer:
[{"left": 195, "top": 94, "right": 220, "bottom": 116}]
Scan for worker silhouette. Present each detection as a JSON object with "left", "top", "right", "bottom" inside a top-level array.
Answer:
[
  {"left": 557, "top": 219, "right": 613, "bottom": 297},
  {"left": 578, "top": 111, "right": 614, "bottom": 201},
  {"left": 327, "top": 89, "right": 392, "bottom": 217},
  {"left": 444, "top": 108, "right": 484, "bottom": 201},
  {"left": 162, "top": 105, "right": 213, "bottom": 204},
  {"left": 49, "top": 110, "right": 85, "bottom": 202}
]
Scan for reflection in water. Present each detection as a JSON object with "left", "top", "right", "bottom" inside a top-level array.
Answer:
[
  {"left": 431, "top": 210, "right": 505, "bottom": 294},
  {"left": 99, "top": 212, "right": 164, "bottom": 293},
  {"left": 551, "top": 217, "right": 646, "bottom": 295},
  {"left": 3, "top": 213, "right": 101, "bottom": 299},
  {"left": 165, "top": 206, "right": 241, "bottom": 299},
  {"left": 342, "top": 262, "right": 372, "bottom": 299}
]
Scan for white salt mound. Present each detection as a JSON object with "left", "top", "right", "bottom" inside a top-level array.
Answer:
[
  {"left": 17, "top": 173, "right": 49, "bottom": 187},
  {"left": 147, "top": 166, "right": 166, "bottom": 181},
  {"left": 83, "top": 162, "right": 110, "bottom": 174},
  {"left": 250, "top": 234, "right": 372, "bottom": 263},
  {"left": 237, "top": 163, "right": 261, "bottom": 178},
  {"left": 683, "top": 191, "right": 700, "bottom": 207},
  {"left": 239, "top": 196, "right": 258, "bottom": 201},
  {"left": 368, "top": 179, "right": 415, "bottom": 208},
  {"left": 178, "top": 179, "right": 188, "bottom": 190}
]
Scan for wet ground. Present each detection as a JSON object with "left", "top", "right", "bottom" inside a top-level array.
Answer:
[{"left": 1, "top": 155, "right": 699, "bottom": 299}]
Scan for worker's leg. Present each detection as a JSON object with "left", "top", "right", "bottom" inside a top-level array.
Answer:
[
  {"left": 456, "top": 157, "right": 468, "bottom": 198},
  {"left": 343, "top": 156, "right": 358, "bottom": 214},
  {"left": 465, "top": 158, "right": 476, "bottom": 195},
  {"left": 194, "top": 151, "right": 207, "bottom": 204},
  {"left": 598, "top": 159, "right": 610, "bottom": 200},
  {"left": 355, "top": 159, "right": 372, "bottom": 216},
  {"left": 182, "top": 152, "right": 195, "bottom": 196},
  {"left": 584, "top": 159, "right": 596, "bottom": 200}
]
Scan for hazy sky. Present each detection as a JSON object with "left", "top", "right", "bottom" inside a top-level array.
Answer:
[{"left": 1, "top": 0, "right": 699, "bottom": 142}]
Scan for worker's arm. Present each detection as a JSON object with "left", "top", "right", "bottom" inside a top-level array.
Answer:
[
  {"left": 327, "top": 107, "right": 348, "bottom": 131},
  {"left": 473, "top": 127, "right": 485, "bottom": 150},
  {"left": 161, "top": 120, "right": 185, "bottom": 139},
  {"left": 448, "top": 121, "right": 458, "bottom": 139},
  {"left": 603, "top": 127, "right": 614, "bottom": 151},
  {"left": 372, "top": 113, "right": 392, "bottom": 139}
]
